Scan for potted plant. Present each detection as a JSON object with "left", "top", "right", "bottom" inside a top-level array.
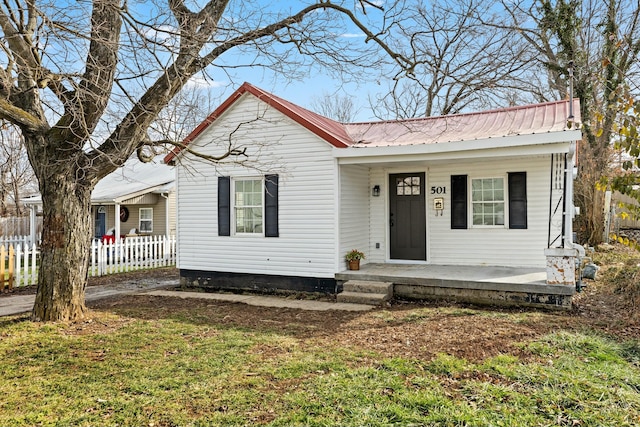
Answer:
[{"left": 345, "top": 249, "right": 365, "bottom": 270}]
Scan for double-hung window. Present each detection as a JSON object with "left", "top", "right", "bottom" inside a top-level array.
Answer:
[
  {"left": 139, "top": 208, "right": 153, "bottom": 233},
  {"left": 471, "top": 177, "right": 505, "bottom": 226},
  {"left": 234, "top": 179, "right": 263, "bottom": 234},
  {"left": 218, "top": 175, "right": 279, "bottom": 237},
  {"left": 451, "top": 172, "right": 527, "bottom": 230}
]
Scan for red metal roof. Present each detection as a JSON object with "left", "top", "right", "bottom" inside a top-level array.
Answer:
[
  {"left": 344, "top": 99, "right": 581, "bottom": 148},
  {"left": 165, "top": 82, "right": 580, "bottom": 164}
]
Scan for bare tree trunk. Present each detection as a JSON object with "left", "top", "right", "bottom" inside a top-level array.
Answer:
[{"left": 31, "top": 171, "right": 93, "bottom": 321}]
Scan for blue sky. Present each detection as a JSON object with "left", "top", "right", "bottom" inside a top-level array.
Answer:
[{"left": 176, "top": 0, "right": 395, "bottom": 122}]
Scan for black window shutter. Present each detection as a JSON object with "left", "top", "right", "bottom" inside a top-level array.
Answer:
[
  {"left": 451, "top": 175, "right": 468, "bottom": 229},
  {"left": 218, "top": 176, "right": 231, "bottom": 236},
  {"left": 264, "top": 174, "right": 279, "bottom": 237},
  {"left": 508, "top": 172, "right": 527, "bottom": 229}
]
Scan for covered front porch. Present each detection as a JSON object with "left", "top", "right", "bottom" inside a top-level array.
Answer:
[{"left": 336, "top": 263, "right": 575, "bottom": 309}]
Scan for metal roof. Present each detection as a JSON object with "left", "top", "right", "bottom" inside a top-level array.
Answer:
[
  {"left": 164, "top": 82, "right": 581, "bottom": 164},
  {"left": 344, "top": 99, "right": 581, "bottom": 148},
  {"left": 91, "top": 156, "right": 174, "bottom": 203},
  {"left": 23, "top": 156, "right": 174, "bottom": 205}
]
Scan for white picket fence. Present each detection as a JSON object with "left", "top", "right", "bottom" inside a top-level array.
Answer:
[
  {"left": 0, "top": 234, "right": 37, "bottom": 248},
  {"left": 2, "top": 235, "right": 176, "bottom": 288}
]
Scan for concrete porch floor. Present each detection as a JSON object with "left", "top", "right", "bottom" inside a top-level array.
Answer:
[
  {"left": 335, "top": 263, "right": 574, "bottom": 299},
  {"left": 337, "top": 263, "right": 545, "bottom": 285}
]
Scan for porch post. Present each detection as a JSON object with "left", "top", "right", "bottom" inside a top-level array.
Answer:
[
  {"left": 114, "top": 203, "right": 121, "bottom": 240},
  {"left": 164, "top": 193, "right": 170, "bottom": 240},
  {"left": 544, "top": 247, "right": 578, "bottom": 286}
]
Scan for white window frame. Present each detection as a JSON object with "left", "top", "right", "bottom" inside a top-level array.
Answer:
[
  {"left": 470, "top": 176, "right": 506, "bottom": 227},
  {"left": 139, "top": 207, "right": 153, "bottom": 233},
  {"left": 232, "top": 177, "right": 264, "bottom": 235}
]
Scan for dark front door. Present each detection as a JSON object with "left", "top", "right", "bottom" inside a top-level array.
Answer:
[{"left": 389, "top": 173, "right": 426, "bottom": 261}]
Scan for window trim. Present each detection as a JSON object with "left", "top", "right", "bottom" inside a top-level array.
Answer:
[
  {"left": 232, "top": 177, "right": 265, "bottom": 236},
  {"left": 470, "top": 175, "right": 507, "bottom": 228},
  {"left": 139, "top": 207, "right": 153, "bottom": 234}
]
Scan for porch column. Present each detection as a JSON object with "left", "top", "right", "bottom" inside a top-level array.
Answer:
[
  {"left": 163, "top": 193, "right": 170, "bottom": 240},
  {"left": 544, "top": 247, "right": 578, "bottom": 286},
  {"left": 114, "top": 203, "right": 121, "bottom": 240}
]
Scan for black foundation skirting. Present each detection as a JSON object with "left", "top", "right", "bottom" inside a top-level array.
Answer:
[{"left": 179, "top": 269, "right": 340, "bottom": 294}]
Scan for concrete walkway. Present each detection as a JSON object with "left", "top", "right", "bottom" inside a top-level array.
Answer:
[
  {"left": 0, "top": 280, "right": 374, "bottom": 317},
  {"left": 0, "top": 278, "right": 179, "bottom": 317},
  {"left": 144, "top": 290, "right": 375, "bottom": 312}
]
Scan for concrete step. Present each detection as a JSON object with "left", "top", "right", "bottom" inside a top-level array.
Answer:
[
  {"left": 343, "top": 280, "right": 393, "bottom": 297},
  {"left": 337, "top": 291, "right": 389, "bottom": 306}
]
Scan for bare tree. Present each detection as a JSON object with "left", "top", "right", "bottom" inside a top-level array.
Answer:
[
  {"left": 0, "top": 125, "right": 36, "bottom": 216},
  {"left": 371, "top": 0, "right": 537, "bottom": 119},
  {"left": 489, "top": 0, "right": 640, "bottom": 244},
  {"left": 309, "top": 91, "right": 358, "bottom": 122},
  {"left": 0, "top": 0, "right": 410, "bottom": 321}
]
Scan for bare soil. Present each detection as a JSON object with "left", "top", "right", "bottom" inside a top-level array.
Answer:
[
  {"left": 7, "top": 250, "right": 640, "bottom": 363},
  {"left": 88, "top": 265, "right": 640, "bottom": 363}
]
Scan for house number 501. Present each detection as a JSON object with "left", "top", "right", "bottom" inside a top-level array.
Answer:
[{"left": 430, "top": 186, "right": 446, "bottom": 194}]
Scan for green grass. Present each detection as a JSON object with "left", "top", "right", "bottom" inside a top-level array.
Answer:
[{"left": 1, "top": 309, "right": 640, "bottom": 427}]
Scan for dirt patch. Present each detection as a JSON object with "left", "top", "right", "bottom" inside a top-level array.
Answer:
[
  {"left": 88, "top": 292, "right": 579, "bottom": 363},
  {"left": 86, "top": 251, "right": 640, "bottom": 363},
  {"left": 11, "top": 246, "right": 640, "bottom": 363}
]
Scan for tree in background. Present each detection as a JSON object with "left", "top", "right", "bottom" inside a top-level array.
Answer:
[
  {"left": 493, "top": 0, "right": 640, "bottom": 245},
  {"left": 0, "top": 0, "right": 410, "bottom": 321},
  {"left": 371, "top": 0, "right": 538, "bottom": 119},
  {"left": 310, "top": 91, "right": 358, "bottom": 122},
  {"left": 0, "top": 125, "right": 36, "bottom": 216}
]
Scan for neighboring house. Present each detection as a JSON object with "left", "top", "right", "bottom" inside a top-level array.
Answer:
[
  {"left": 166, "top": 82, "right": 583, "bottom": 307},
  {"left": 23, "top": 156, "right": 176, "bottom": 243}
]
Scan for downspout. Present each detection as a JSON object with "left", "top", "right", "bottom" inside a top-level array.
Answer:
[
  {"left": 563, "top": 143, "right": 576, "bottom": 249},
  {"left": 548, "top": 155, "right": 554, "bottom": 248}
]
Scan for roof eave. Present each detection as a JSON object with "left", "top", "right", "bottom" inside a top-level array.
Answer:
[{"left": 333, "top": 129, "right": 582, "bottom": 159}]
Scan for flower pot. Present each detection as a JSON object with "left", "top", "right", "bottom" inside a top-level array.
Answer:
[{"left": 348, "top": 259, "right": 360, "bottom": 270}]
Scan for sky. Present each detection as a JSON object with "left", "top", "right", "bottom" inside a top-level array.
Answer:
[{"left": 175, "top": 0, "right": 396, "bottom": 122}]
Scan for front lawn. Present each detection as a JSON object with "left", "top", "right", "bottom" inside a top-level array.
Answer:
[{"left": 0, "top": 245, "right": 639, "bottom": 426}]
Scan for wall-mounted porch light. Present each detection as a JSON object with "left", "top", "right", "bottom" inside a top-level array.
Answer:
[{"left": 372, "top": 185, "right": 381, "bottom": 197}]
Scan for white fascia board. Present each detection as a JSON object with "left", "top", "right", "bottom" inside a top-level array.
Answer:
[
  {"left": 336, "top": 142, "right": 571, "bottom": 165},
  {"left": 97, "top": 183, "right": 173, "bottom": 205},
  {"left": 333, "top": 130, "right": 582, "bottom": 163}
]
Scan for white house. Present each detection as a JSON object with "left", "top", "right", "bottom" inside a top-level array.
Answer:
[{"left": 166, "top": 82, "right": 583, "bottom": 307}]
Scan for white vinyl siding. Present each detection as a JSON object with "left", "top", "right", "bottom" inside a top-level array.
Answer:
[
  {"left": 426, "top": 155, "right": 555, "bottom": 268},
  {"left": 175, "top": 94, "right": 338, "bottom": 278},
  {"left": 339, "top": 165, "right": 369, "bottom": 268},
  {"left": 368, "top": 168, "right": 387, "bottom": 263}
]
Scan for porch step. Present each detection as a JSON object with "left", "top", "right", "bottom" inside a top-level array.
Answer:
[{"left": 337, "top": 280, "right": 393, "bottom": 306}]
